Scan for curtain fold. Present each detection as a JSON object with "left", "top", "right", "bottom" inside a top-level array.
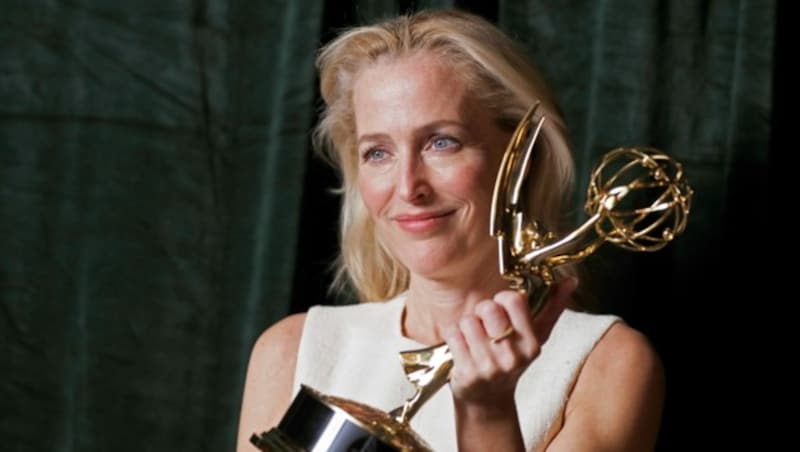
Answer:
[
  {"left": 1, "top": 1, "right": 322, "bottom": 450},
  {"left": 1, "top": 1, "right": 773, "bottom": 450}
]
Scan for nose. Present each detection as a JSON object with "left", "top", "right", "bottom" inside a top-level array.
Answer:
[{"left": 397, "top": 153, "right": 431, "bottom": 203}]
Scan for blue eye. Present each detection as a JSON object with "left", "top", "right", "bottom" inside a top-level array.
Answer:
[
  {"left": 430, "top": 135, "right": 459, "bottom": 151},
  {"left": 364, "top": 148, "right": 389, "bottom": 162}
]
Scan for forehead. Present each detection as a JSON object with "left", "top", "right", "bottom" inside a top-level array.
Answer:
[{"left": 352, "top": 54, "right": 475, "bottom": 132}]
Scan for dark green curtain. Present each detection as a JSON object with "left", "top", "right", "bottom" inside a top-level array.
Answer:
[
  {"left": 1, "top": 1, "right": 773, "bottom": 451},
  {"left": 0, "top": 1, "right": 323, "bottom": 450}
]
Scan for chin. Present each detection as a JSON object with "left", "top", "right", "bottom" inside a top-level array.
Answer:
[
  {"left": 403, "top": 253, "right": 452, "bottom": 277},
  {"left": 402, "top": 248, "right": 490, "bottom": 282},
  {"left": 389, "top": 236, "right": 496, "bottom": 280}
]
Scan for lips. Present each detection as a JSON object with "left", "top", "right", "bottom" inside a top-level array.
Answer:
[{"left": 392, "top": 210, "right": 455, "bottom": 233}]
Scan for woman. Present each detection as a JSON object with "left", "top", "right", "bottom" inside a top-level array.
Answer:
[{"left": 238, "top": 9, "right": 663, "bottom": 452}]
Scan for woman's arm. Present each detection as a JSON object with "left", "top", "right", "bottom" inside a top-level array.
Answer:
[
  {"left": 236, "top": 313, "right": 306, "bottom": 452},
  {"left": 545, "top": 323, "right": 665, "bottom": 451}
]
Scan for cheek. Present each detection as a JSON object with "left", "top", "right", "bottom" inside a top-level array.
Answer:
[
  {"left": 440, "top": 160, "right": 495, "bottom": 204},
  {"left": 358, "top": 173, "right": 391, "bottom": 216}
]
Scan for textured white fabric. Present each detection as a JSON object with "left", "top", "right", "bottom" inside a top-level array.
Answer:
[{"left": 293, "top": 293, "right": 618, "bottom": 451}]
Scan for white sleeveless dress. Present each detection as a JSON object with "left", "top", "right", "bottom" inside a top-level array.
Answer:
[{"left": 293, "top": 293, "right": 618, "bottom": 451}]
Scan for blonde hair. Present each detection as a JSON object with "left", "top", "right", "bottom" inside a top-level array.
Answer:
[{"left": 314, "top": 9, "right": 575, "bottom": 302}]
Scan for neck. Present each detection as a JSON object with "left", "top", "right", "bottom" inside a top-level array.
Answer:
[{"left": 402, "top": 269, "right": 508, "bottom": 345}]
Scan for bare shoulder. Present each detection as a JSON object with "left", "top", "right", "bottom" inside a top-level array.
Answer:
[
  {"left": 251, "top": 313, "right": 307, "bottom": 361},
  {"left": 236, "top": 313, "right": 307, "bottom": 452},
  {"left": 547, "top": 322, "right": 665, "bottom": 452},
  {"left": 578, "top": 322, "right": 664, "bottom": 390}
]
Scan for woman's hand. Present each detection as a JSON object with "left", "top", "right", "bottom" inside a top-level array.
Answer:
[
  {"left": 446, "top": 277, "right": 578, "bottom": 409},
  {"left": 445, "top": 278, "right": 577, "bottom": 451}
]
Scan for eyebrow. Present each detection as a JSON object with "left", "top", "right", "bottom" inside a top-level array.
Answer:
[
  {"left": 356, "top": 133, "right": 388, "bottom": 147},
  {"left": 356, "top": 120, "right": 469, "bottom": 147}
]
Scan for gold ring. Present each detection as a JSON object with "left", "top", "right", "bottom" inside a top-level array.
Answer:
[{"left": 489, "top": 326, "right": 515, "bottom": 344}]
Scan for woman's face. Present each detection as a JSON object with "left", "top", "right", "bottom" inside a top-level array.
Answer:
[{"left": 353, "top": 53, "right": 510, "bottom": 282}]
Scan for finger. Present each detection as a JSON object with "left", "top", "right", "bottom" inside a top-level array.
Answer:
[
  {"left": 474, "top": 299, "right": 513, "bottom": 341},
  {"left": 458, "top": 314, "right": 494, "bottom": 370},
  {"left": 492, "top": 289, "right": 535, "bottom": 343},
  {"left": 474, "top": 298, "right": 519, "bottom": 372},
  {"left": 445, "top": 325, "right": 474, "bottom": 382},
  {"left": 492, "top": 289, "right": 540, "bottom": 363},
  {"left": 531, "top": 276, "right": 577, "bottom": 344}
]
